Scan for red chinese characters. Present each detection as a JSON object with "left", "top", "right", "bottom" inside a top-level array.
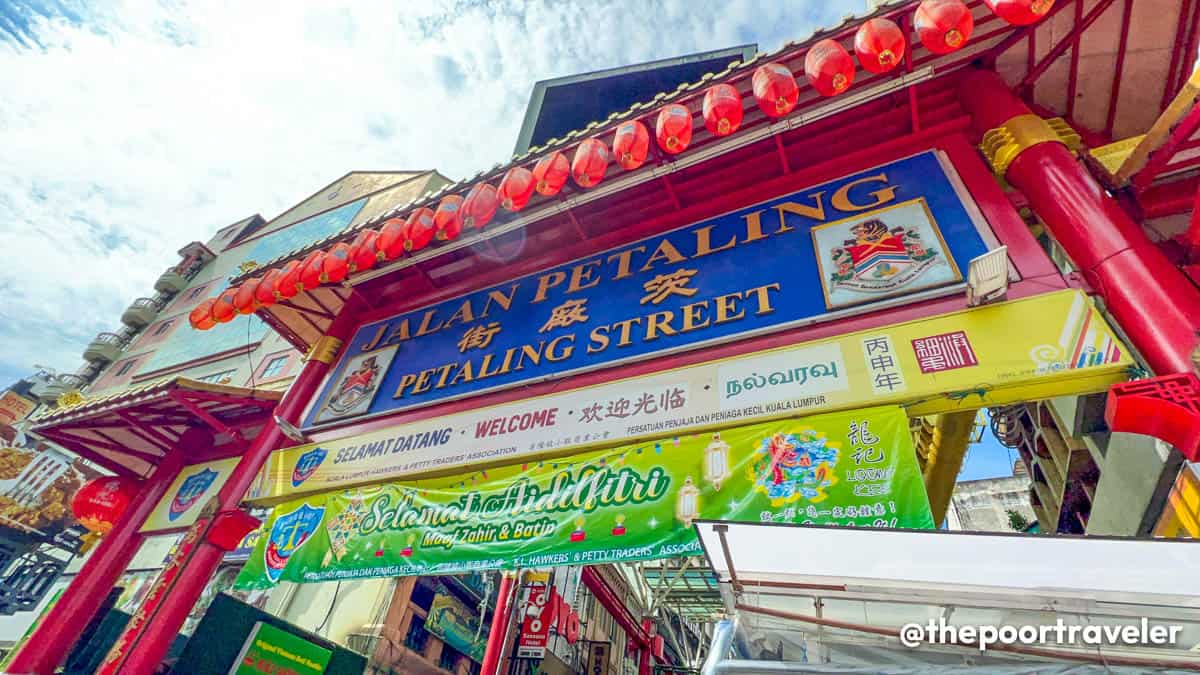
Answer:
[{"left": 911, "top": 331, "right": 979, "bottom": 373}]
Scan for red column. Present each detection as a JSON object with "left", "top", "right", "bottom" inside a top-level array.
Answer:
[
  {"left": 959, "top": 69, "right": 1200, "bottom": 375},
  {"left": 480, "top": 571, "right": 516, "bottom": 675},
  {"left": 6, "top": 451, "right": 184, "bottom": 675},
  {"left": 97, "top": 306, "right": 362, "bottom": 675}
]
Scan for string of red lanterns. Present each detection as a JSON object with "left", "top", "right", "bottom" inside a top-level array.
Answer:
[{"left": 192, "top": 0, "right": 1051, "bottom": 331}]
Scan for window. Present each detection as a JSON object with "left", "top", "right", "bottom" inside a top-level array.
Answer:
[
  {"left": 260, "top": 355, "right": 288, "bottom": 379},
  {"left": 403, "top": 614, "right": 429, "bottom": 654},
  {"left": 185, "top": 285, "right": 207, "bottom": 301},
  {"left": 153, "top": 320, "right": 175, "bottom": 337},
  {"left": 438, "top": 645, "right": 463, "bottom": 672},
  {"left": 197, "top": 370, "right": 235, "bottom": 384},
  {"left": 114, "top": 360, "right": 138, "bottom": 377}
]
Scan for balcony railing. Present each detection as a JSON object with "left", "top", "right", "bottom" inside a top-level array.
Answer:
[
  {"left": 121, "top": 297, "right": 163, "bottom": 328},
  {"left": 83, "top": 332, "right": 128, "bottom": 364},
  {"left": 153, "top": 267, "right": 189, "bottom": 294}
]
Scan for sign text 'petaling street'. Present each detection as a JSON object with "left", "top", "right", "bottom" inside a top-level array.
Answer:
[{"left": 307, "top": 151, "right": 991, "bottom": 425}]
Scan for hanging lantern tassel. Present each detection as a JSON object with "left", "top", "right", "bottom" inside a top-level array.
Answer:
[
  {"left": 612, "top": 120, "right": 650, "bottom": 171},
  {"left": 984, "top": 0, "right": 1054, "bottom": 25},
  {"left": 915, "top": 0, "right": 974, "bottom": 55},
  {"left": 460, "top": 183, "right": 499, "bottom": 230},
  {"left": 532, "top": 151, "right": 570, "bottom": 196},
  {"left": 434, "top": 195, "right": 464, "bottom": 241},
  {"left": 702, "top": 84, "right": 743, "bottom": 136},
  {"left": 855, "top": 18, "right": 907, "bottom": 74},
  {"left": 189, "top": 298, "right": 218, "bottom": 330},
  {"left": 655, "top": 104, "right": 693, "bottom": 155},
  {"left": 498, "top": 167, "right": 535, "bottom": 211},
  {"left": 405, "top": 208, "right": 437, "bottom": 252},
  {"left": 752, "top": 62, "right": 800, "bottom": 118},
  {"left": 806, "top": 39, "right": 855, "bottom": 97},
  {"left": 571, "top": 138, "right": 610, "bottom": 188}
]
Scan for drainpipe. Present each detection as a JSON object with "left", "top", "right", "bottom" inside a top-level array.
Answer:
[{"left": 959, "top": 69, "right": 1200, "bottom": 375}]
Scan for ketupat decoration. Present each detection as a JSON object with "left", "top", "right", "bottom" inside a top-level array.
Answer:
[{"left": 322, "top": 491, "right": 367, "bottom": 566}]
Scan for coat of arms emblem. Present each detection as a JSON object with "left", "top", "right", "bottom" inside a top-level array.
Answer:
[
  {"left": 291, "top": 447, "right": 328, "bottom": 488},
  {"left": 812, "top": 199, "right": 960, "bottom": 310},
  {"left": 264, "top": 503, "right": 325, "bottom": 582},
  {"left": 168, "top": 468, "right": 218, "bottom": 521}
]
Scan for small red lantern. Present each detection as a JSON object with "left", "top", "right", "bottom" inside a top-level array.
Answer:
[
  {"left": 255, "top": 268, "right": 282, "bottom": 307},
  {"left": 498, "top": 167, "right": 535, "bottom": 211},
  {"left": 275, "top": 260, "right": 303, "bottom": 300},
  {"left": 655, "top": 104, "right": 693, "bottom": 155},
  {"left": 752, "top": 63, "right": 800, "bottom": 118},
  {"left": 435, "top": 195, "right": 464, "bottom": 241},
  {"left": 532, "top": 152, "right": 569, "bottom": 196},
  {"left": 211, "top": 288, "right": 237, "bottom": 324},
  {"left": 232, "top": 279, "right": 259, "bottom": 315},
  {"left": 376, "top": 217, "right": 407, "bottom": 261},
  {"left": 612, "top": 120, "right": 650, "bottom": 170},
  {"left": 298, "top": 250, "right": 327, "bottom": 292},
  {"left": 189, "top": 298, "right": 217, "bottom": 330},
  {"left": 460, "top": 183, "right": 500, "bottom": 229},
  {"left": 405, "top": 208, "right": 437, "bottom": 252},
  {"left": 806, "top": 39, "right": 855, "bottom": 97},
  {"left": 72, "top": 476, "right": 140, "bottom": 534},
  {"left": 571, "top": 139, "right": 609, "bottom": 188},
  {"left": 915, "top": 0, "right": 974, "bottom": 55},
  {"left": 321, "top": 242, "right": 351, "bottom": 283},
  {"left": 702, "top": 84, "right": 743, "bottom": 136},
  {"left": 347, "top": 229, "right": 379, "bottom": 273},
  {"left": 984, "top": 0, "right": 1054, "bottom": 25},
  {"left": 855, "top": 18, "right": 906, "bottom": 74}
]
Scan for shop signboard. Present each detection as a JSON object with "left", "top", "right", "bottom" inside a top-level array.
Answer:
[
  {"left": 141, "top": 457, "right": 240, "bottom": 533},
  {"left": 231, "top": 621, "right": 332, "bottom": 675},
  {"left": 424, "top": 585, "right": 487, "bottom": 663},
  {"left": 516, "top": 579, "right": 552, "bottom": 659},
  {"left": 0, "top": 391, "right": 36, "bottom": 427},
  {"left": 306, "top": 151, "right": 992, "bottom": 427},
  {"left": 585, "top": 642, "right": 611, "bottom": 675},
  {"left": 256, "top": 290, "right": 1130, "bottom": 501},
  {"left": 235, "top": 406, "right": 932, "bottom": 587}
]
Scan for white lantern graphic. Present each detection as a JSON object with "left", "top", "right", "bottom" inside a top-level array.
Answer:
[
  {"left": 703, "top": 433, "right": 731, "bottom": 491},
  {"left": 676, "top": 476, "right": 701, "bottom": 527}
]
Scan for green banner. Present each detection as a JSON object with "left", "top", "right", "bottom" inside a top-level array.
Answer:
[
  {"left": 425, "top": 586, "right": 487, "bottom": 662},
  {"left": 236, "top": 406, "right": 931, "bottom": 588},
  {"left": 234, "top": 621, "right": 331, "bottom": 675}
]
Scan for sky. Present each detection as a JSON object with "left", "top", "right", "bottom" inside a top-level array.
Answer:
[{"left": 0, "top": 0, "right": 1017, "bottom": 480}]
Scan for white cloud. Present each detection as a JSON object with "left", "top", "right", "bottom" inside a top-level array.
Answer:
[{"left": 0, "top": 0, "right": 857, "bottom": 384}]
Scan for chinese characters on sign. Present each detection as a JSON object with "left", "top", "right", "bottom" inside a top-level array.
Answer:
[
  {"left": 912, "top": 331, "right": 979, "bottom": 374},
  {"left": 862, "top": 335, "right": 907, "bottom": 395}
]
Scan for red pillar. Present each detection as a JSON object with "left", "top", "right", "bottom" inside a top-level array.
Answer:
[
  {"left": 959, "top": 69, "right": 1200, "bottom": 375},
  {"left": 6, "top": 451, "right": 183, "bottom": 675},
  {"left": 480, "top": 571, "right": 516, "bottom": 675},
  {"left": 96, "top": 306, "right": 362, "bottom": 675}
]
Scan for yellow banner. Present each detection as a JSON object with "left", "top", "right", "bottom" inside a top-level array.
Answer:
[
  {"left": 142, "top": 457, "right": 239, "bottom": 532},
  {"left": 253, "top": 290, "right": 1130, "bottom": 502}
]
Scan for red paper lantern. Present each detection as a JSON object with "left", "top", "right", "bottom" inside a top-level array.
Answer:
[
  {"left": 855, "top": 18, "right": 906, "bottom": 74},
  {"left": 254, "top": 268, "right": 282, "bottom": 307},
  {"left": 460, "top": 183, "right": 500, "bottom": 229},
  {"left": 915, "top": 0, "right": 974, "bottom": 54},
  {"left": 376, "top": 217, "right": 407, "bottom": 261},
  {"left": 984, "top": 0, "right": 1054, "bottom": 25},
  {"left": 405, "top": 208, "right": 437, "bottom": 252},
  {"left": 498, "top": 167, "right": 535, "bottom": 211},
  {"left": 72, "top": 476, "right": 140, "bottom": 534},
  {"left": 298, "top": 250, "right": 327, "bottom": 292},
  {"left": 232, "top": 279, "right": 259, "bottom": 315},
  {"left": 612, "top": 120, "right": 650, "bottom": 170},
  {"left": 347, "top": 229, "right": 379, "bottom": 273},
  {"left": 211, "top": 288, "right": 237, "bottom": 324},
  {"left": 752, "top": 63, "right": 800, "bottom": 118},
  {"left": 434, "top": 195, "right": 464, "bottom": 241},
  {"left": 189, "top": 298, "right": 217, "bottom": 330},
  {"left": 571, "top": 139, "right": 609, "bottom": 188},
  {"left": 655, "top": 104, "right": 693, "bottom": 155},
  {"left": 532, "top": 152, "right": 569, "bottom": 196},
  {"left": 806, "top": 39, "right": 855, "bottom": 97},
  {"left": 275, "top": 260, "right": 303, "bottom": 300},
  {"left": 703, "top": 84, "right": 743, "bottom": 136},
  {"left": 321, "top": 242, "right": 351, "bottom": 283}
]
